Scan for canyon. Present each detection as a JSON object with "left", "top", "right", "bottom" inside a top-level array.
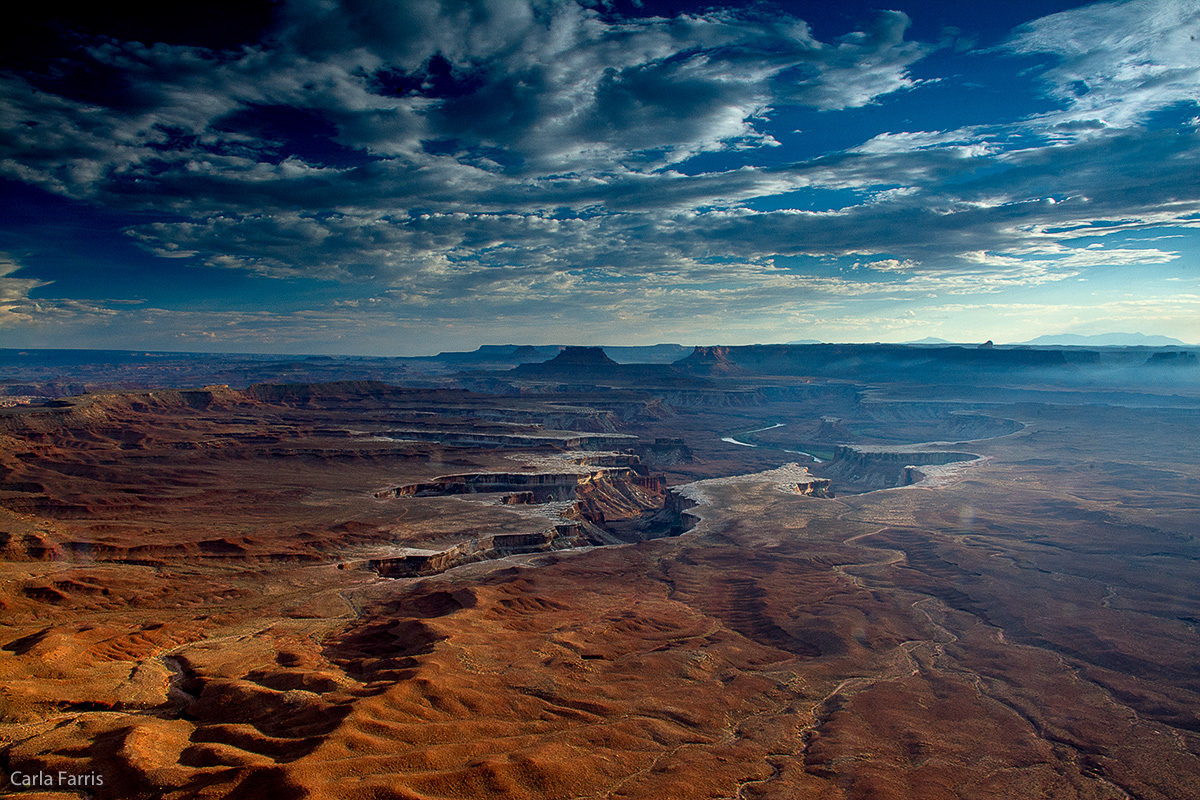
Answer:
[{"left": 1, "top": 344, "right": 1199, "bottom": 799}]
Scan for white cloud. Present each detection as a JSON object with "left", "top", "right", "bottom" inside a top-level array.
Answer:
[
  {"left": 0, "top": 255, "right": 52, "bottom": 327},
  {"left": 1006, "top": 0, "right": 1200, "bottom": 128}
]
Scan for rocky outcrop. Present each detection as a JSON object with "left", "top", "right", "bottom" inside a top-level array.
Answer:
[
  {"left": 571, "top": 472, "right": 665, "bottom": 525},
  {"left": 1145, "top": 351, "right": 1198, "bottom": 367},
  {"left": 366, "top": 479, "right": 701, "bottom": 578},
  {"left": 673, "top": 343, "right": 1090, "bottom": 380},
  {"left": 675, "top": 346, "right": 746, "bottom": 376},
  {"left": 635, "top": 437, "right": 695, "bottom": 467},
  {"left": 814, "top": 446, "right": 979, "bottom": 492},
  {"left": 367, "top": 523, "right": 587, "bottom": 578},
  {"left": 543, "top": 347, "right": 619, "bottom": 368},
  {"left": 811, "top": 416, "right": 855, "bottom": 443},
  {"left": 369, "top": 468, "right": 693, "bottom": 578},
  {"left": 375, "top": 468, "right": 646, "bottom": 501},
  {"left": 508, "top": 347, "right": 690, "bottom": 385},
  {"left": 794, "top": 476, "right": 833, "bottom": 497}
]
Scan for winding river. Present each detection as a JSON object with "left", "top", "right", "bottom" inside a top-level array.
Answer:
[{"left": 719, "top": 423, "right": 824, "bottom": 462}]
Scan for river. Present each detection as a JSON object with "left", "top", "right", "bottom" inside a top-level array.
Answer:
[{"left": 719, "top": 423, "right": 824, "bottom": 462}]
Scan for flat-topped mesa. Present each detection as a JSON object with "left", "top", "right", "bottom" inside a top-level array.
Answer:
[
  {"left": 545, "top": 346, "right": 619, "bottom": 367},
  {"left": 508, "top": 346, "right": 679, "bottom": 382},
  {"left": 509, "top": 348, "right": 619, "bottom": 378},
  {"left": 673, "top": 342, "right": 1093, "bottom": 380},
  {"left": 674, "top": 346, "right": 746, "bottom": 376},
  {"left": 1145, "top": 350, "right": 1198, "bottom": 367},
  {"left": 815, "top": 445, "right": 979, "bottom": 492}
]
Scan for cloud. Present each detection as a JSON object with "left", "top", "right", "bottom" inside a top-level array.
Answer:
[
  {"left": 1005, "top": 0, "right": 1200, "bottom": 128},
  {"left": 775, "top": 10, "right": 931, "bottom": 110},
  {"left": 1, "top": 0, "right": 935, "bottom": 200},
  {"left": 0, "top": 255, "right": 52, "bottom": 327},
  {"left": 120, "top": 118, "right": 1199, "bottom": 297},
  {"left": 3, "top": 0, "right": 1200, "bottom": 349}
]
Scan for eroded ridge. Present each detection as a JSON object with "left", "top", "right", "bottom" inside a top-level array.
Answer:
[
  {"left": 814, "top": 445, "right": 981, "bottom": 492},
  {"left": 368, "top": 463, "right": 701, "bottom": 578},
  {"left": 2, "top": 374, "right": 1199, "bottom": 800}
]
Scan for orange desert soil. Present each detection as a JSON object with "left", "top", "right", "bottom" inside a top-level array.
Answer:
[{"left": 1, "top": 383, "right": 1199, "bottom": 799}]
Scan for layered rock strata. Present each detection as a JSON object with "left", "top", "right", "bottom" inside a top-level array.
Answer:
[{"left": 367, "top": 523, "right": 587, "bottom": 578}]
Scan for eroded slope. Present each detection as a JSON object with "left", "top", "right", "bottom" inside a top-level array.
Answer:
[{"left": 1, "top": 380, "right": 1199, "bottom": 799}]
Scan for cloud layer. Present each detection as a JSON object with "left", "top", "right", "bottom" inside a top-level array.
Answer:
[{"left": 2, "top": 0, "right": 1199, "bottom": 348}]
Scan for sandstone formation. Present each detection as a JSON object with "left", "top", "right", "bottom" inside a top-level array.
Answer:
[{"left": 1, "top": 361, "right": 1199, "bottom": 800}]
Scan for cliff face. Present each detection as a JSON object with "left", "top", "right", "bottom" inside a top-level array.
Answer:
[
  {"left": 675, "top": 343, "right": 1087, "bottom": 380},
  {"left": 1145, "top": 351, "right": 1198, "bottom": 367},
  {"left": 367, "top": 475, "right": 696, "bottom": 579},
  {"left": 635, "top": 438, "right": 694, "bottom": 467},
  {"left": 368, "top": 463, "right": 690, "bottom": 578},
  {"left": 543, "top": 347, "right": 620, "bottom": 367},
  {"left": 508, "top": 346, "right": 687, "bottom": 384},
  {"left": 572, "top": 472, "right": 665, "bottom": 524},
  {"left": 375, "top": 468, "right": 648, "bottom": 500},
  {"left": 367, "top": 523, "right": 588, "bottom": 578},
  {"left": 814, "top": 446, "right": 979, "bottom": 492},
  {"left": 794, "top": 476, "right": 833, "bottom": 497},
  {"left": 675, "top": 346, "right": 746, "bottom": 376}
]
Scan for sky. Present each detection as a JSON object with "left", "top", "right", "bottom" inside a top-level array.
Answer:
[{"left": 1, "top": 0, "right": 1199, "bottom": 355}]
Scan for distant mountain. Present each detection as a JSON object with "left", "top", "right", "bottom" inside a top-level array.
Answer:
[
  {"left": 511, "top": 346, "right": 685, "bottom": 383},
  {"left": 1020, "top": 333, "right": 1190, "bottom": 347},
  {"left": 905, "top": 337, "right": 953, "bottom": 345},
  {"left": 539, "top": 346, "right": 619, "bottom": 368},
  {"left": 426, "top": 343, "right": 689, "bottom": 365},
  {"left": 786, "top": 339, "right": 823, "bottom": 345}
]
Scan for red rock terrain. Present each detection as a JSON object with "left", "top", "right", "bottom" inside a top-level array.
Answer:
[{"left": 1, "top": 377, "right": 1199, "bottom": 798}]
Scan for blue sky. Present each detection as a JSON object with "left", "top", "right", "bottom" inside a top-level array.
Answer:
[{"left": 1, "top": 0, "right": 1198, "bottom": 354}]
